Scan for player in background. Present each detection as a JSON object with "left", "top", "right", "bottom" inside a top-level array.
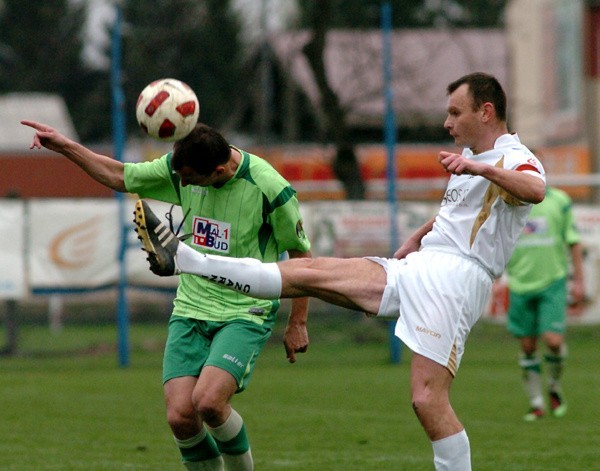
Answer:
[
  {"left": 505, "top": 185, "right": 585, "bottom": 421},
  {"left": 22, "top": 120, "right": 312, "bottom": 471},
  {"left": 133, "top": 73, "right": 546, "bottom": 471}
]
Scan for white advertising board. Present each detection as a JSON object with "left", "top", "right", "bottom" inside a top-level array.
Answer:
[{"left": 0, "top": 201, "right": 25, "bottom": 299}]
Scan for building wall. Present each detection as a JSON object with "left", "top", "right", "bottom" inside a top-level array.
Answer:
[
  {"left": 507, "top": 0, "right": 586, "bottom": 147},
  {"left": 0, "top": 154, "right": 113, "bottom": 198}
]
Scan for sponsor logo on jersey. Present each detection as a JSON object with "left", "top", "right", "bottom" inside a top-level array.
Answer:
[
  {"left": 441, "top": 186, "right": 470, "bottom": 207},
  {"left": 192, "top": 216, "right": 231, "bottom": 253},
  {"left": 522, "top": 216, "right": 547, "bottom": 235}
]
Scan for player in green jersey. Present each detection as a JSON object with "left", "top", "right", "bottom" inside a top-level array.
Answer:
[
  {"left": 505, "top": 186, "right": 585, "bottom": 421},
  {"left": 22, "top": 120, "right": 312, "bottom": 471}
]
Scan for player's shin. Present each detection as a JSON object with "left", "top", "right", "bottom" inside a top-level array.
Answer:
[
  {"left": 174, "top": 430, "right": 224, "bottom": 470},
  {"left": 176, "top": 242, "right": 282, "bottom": 299},
  {"left": 208, "top": 409, "right": 253, "bottom": 471},
  {"left": 432, "top": 430, "right": 471, "bottom": 471},
  {"left": 544, "top": 343, "right": 567, "bottom": 391},
  {"left": 519, "top": 354, "right": 544, "bottom": 409}
]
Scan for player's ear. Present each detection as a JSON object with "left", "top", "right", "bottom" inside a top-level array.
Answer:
[{"left": 481, "top": 102, "right": 494, "bottom": 123}]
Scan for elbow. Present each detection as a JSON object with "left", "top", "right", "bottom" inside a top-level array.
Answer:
[
  {"left": 102, "top": 171, "right": 126, "bottom": 192},
  {"left": 530, "top": 182, "right": 546, "bottom": 204}
]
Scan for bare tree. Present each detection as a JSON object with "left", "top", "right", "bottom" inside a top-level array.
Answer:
[{"left": 302, "top": 0, "right": 365, "bottom": 200}]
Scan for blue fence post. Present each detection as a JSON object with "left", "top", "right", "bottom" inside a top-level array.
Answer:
[
  {"left": 111, "top": 6, "right": 129, "bottom": 368},
  {"left": 382, "top": 1, "right": 402, "bottom": 364}
]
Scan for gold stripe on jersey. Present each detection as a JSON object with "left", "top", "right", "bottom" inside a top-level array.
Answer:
[
  {"left": 469, "top": 156, "right": 529, "bottom": 246},
  {"left": 447, "top": 343, "right": 458, "bottom": 376},
  {"left": 469, "top": 157, "right": 505, "bottom": 247}
]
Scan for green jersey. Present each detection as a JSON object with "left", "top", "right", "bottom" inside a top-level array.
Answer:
[
  {"left": 124, "top": 147, "right": 311, "bottom": 325},
  {"left": 506, "top": 187, "right": 580, "bottom": 294}
]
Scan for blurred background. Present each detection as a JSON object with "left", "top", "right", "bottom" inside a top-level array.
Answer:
[{"left": 1, "top": 0, "right": 600, "bottom": 361}]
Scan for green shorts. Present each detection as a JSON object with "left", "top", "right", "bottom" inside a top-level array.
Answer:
[
  {"left": 507, "top": 277, "right": 567, "bottom": 338},
  {"left": 162, "top": 315, "right": 272, "bottom": 391}
]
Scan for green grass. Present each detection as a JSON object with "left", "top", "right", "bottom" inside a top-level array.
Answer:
[{"left": 0, "top": 318, "right": 599, "bottom": 470}]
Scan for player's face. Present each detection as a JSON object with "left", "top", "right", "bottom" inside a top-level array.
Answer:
[
  {"left": 444, "top": 84, "right": 484, "bottom": 150},
  {"left": 177, "top": 166, "right": 220, "bottom": 187}
]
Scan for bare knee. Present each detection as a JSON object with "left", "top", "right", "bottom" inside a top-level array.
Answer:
[
  {"left": 193, "top": 390, "right": 229, "bottom": 426},
  {"left": 411, "top": 388, "right": 459, "bottom": 441},
  {"left": 166, "top": 398, "right": 197, "bottom": 437},
  {"left": 164, "top": 377, "right": 200, "bottom": 437},
  {"left": 543, "top": 332, "right": 564, "bottom": 353},
  {"left": 411, "top": 386, "right": 440, "bottom": 421},
  {"left": 409, "top": 355, "right": 459, "bottom": 441},
  {"left": 519, "top": 336, "right": 538, "bottom": 356}
]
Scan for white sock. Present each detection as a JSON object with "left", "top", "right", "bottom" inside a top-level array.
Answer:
[
  {"left": 176, "top": 243, "right": 282, "bottom": 299},
  {"left": 208, "top": 409, "right": 244, "bottom": 441},
  {"left": 519, "top": 354, "right": 544, "bottom": 409},
  {"left": 208, "top": 409, "right": 253, "bottom": 471},
  {"left": 432, "top": 430, "right": 471, "bottom": 471}
]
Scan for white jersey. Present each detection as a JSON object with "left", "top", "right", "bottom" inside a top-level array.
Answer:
[{"left": 421, "top": 134, "right": 545, "bottom": 278}]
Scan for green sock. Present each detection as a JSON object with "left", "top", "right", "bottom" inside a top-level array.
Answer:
[
  {"left": 209, "top": 409, "right": 253, "bottom": 471},
  {"left": 175, "top": 429, "right": 222, "bottom": 463},
  {"left": 544, "top": 348, "right": 566, "bottom": 392}
]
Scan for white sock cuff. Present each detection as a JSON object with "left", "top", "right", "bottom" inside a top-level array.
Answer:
[
  {"left": 175, "top": 429, "right": 206, "bottom": 448},
  {"left": 432, "top": 429, "right": 469, "bottom": 447},
  {"left": 519, "top": 354, "right": 540, "bottom": 368},
  {"left": 207, "top": 409, "right": 243, "bottom": 442},
  {"left": 259, "top": 262, "right": 283, "bottom": 298}
]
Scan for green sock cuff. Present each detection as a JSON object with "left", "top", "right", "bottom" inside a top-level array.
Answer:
[
  {"left": 176, "top": 432, "right": 221, "bottom": 462},
  {"left": 544, "top": 353, "right": 564, "bottom": 363},
  {"left": 214, "top": 424, "right": 250, "bottom": 456},
  {"left": 519, "top": 354, "right": 541, "bottom": 372}
]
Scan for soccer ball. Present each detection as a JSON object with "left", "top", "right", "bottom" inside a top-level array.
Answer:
[{"left": 135, "top": 78, "right": 200, "bottom": 142}]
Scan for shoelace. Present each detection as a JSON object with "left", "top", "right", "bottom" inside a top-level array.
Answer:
[{"left": 165, "top": 205, "right": 192, "bottom": 242}]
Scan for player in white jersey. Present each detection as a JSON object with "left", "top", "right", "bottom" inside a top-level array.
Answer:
[
  {"left": 422, "top": 134, "right": 543, "bottom": 278},
  {"left": 135, "top": 73, "right": 546, "bottom": 471}
]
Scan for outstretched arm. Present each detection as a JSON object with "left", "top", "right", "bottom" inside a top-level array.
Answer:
[
  {"left": 282, "top": 249, "right": 312, "bottom": 363},
  {"left": 439, "top": 151, "right": 545, "bottom": 204},
  {"left": 22, "top": 120, "right": 126, "bottom": 192}
]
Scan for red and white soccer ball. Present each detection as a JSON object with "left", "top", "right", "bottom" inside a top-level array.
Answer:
[{"left": 135, "top": 78, "right": 200, "bottom": 142}]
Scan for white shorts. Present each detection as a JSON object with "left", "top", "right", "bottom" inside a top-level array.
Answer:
[{"left": 368, "top": 249, "right": 492, "bottom": 375}]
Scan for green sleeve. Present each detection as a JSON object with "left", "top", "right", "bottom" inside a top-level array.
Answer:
[
  {"left": 562, "top": 200, "right": 581, "bottom": 247},
  {"left": 123, "top": 153, "right": 181, "bottom": 204},
  {"left": 269, "top": 189, "right": 311, "bottom": 254}
]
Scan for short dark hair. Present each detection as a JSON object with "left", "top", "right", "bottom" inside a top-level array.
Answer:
[
  {"left": 172, "top": 123, "right": 231, "bottom": 176},
  {"left": 447, "top": 72, "right": 507, "bottom": 122}
]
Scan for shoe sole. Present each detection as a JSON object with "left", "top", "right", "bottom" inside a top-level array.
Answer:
[
  {"left": 523, "top": 409, "right": 545, "bottom": 422},
  {"left": 134, "top": 200, "right": 159, "bottom": 255},
  {"left": 133, "top": 200, "right": 178, "bottom": 276}
]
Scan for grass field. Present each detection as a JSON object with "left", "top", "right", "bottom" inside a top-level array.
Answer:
[{"left": 1, "top": 314, "right": 599, "bottom": 470}]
